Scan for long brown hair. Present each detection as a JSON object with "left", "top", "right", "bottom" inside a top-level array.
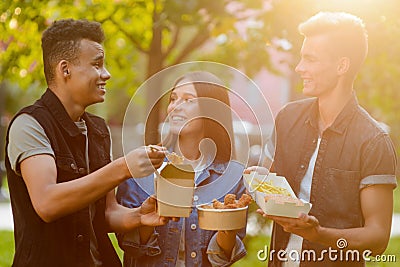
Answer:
[{"left": 163, "top": 71, "right": 235, "bottom": 163}]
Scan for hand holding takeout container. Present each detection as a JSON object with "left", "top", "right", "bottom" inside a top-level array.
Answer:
[{"left": 243, "top": 171, "right": 312, "bottom": 218}]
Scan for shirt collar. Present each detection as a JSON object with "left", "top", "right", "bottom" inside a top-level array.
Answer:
[
  {"left": 329, "top": 93, "right": 358, "bottom": 134},
  {"left": 305, "top": 97, "right": 319, "bottom": 131},
  {"left": 196, "top": 161, "right": 227, "bottom": 185},
  {"left": 41, "top": 88, "right": 105, "bottom": 137},
  {"left": 305, "top": 93, "right": 358, "bottom": 135}
]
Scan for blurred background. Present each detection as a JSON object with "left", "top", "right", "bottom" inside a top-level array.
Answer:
[{"left": 0, "top": 0, "right": 399, "bottom": 266}]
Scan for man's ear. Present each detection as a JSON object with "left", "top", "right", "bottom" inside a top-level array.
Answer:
[
  {"left": 58, "top": 60, "right": 70, "bottom": 78},
  {"left": 337, "top": 57, "right": 350, "bottom": 75}
]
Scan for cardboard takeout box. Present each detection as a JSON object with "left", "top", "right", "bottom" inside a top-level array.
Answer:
[
  {"left": 243, "top": 172, "right": 312, "bottom": 218},
  {"left": 197, "top": 203, "right": 248, "bottom": 230},
  {"left": 156, "top": 163, "right": 195, "bottom": 217}
]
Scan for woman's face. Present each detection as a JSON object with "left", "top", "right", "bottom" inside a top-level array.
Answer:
[{"left": 167, "top": 82, "right": 203, "bottom": 137}]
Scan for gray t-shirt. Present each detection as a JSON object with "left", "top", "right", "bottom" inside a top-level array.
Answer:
[
  {"left": 8, "top": 113, "right": 54, "bottom": 175},
  {"left": 8, "top": 113, "right": 103, "bottom": 267}
]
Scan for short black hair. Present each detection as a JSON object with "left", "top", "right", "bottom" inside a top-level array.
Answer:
[{"left": 41, "top": 19, "right": 105, "bottom": 85}]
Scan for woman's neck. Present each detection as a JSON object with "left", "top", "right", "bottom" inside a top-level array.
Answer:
[{"left": 174, "top": 135, "right": 202, "bottom": 161}]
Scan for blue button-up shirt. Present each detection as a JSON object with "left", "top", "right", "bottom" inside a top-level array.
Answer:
[{"left": 116, "top": 160, "right": 247, "bottom": 267}]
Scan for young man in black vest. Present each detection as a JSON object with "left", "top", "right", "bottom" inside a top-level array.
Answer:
[
  {"left": 247, "top": 12, "right": 397, "bottom": 267},
  {"left": 5, "top": 19, "right": 168, "bottom": 267}
]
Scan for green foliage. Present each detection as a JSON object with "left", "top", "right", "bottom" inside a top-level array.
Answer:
[
  {"left": 0, "top": 0, "right": 275, "bottom": 123},
  {"left": 1, "top": 0, "right": 400, "bottom": 155},
  {"left": 365, "top": 237, "right": 400, "bottom": 266},
  {"left": 0, "top": 1, "right": 46, "bottom": 91},
  {"left": 232, "top": 235, "right": 271, "bottom": 266},
  {"left": 109, "top": 233, "right": 123, "bottom": 261},
  {"left": 0, "top": 230, "right": 14, "bottom": 267}
]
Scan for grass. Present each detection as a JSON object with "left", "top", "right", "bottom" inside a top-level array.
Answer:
[
  {"left": 109, "top": 233, "right": 123, "bottom": 261},
  {"left": 232, "top": 234, "right": 271, "bottom": 266},
  {"left": 0, "top": 231, "right": 13, "bottom": 267}
]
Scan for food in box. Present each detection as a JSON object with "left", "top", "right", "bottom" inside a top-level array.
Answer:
[
  {"left": 197, "top": 194, "right": 252, "bottom": 230},
  {"left": 243, "top": 171, "right": 312, "bottom": 218}
]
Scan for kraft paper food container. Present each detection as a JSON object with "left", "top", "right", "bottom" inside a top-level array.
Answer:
[
  {"left": 197, "top": 203, "right": 248, "bottom": 230},
  {"left": 243, "top": 171, "right": 312, "bottom": 218},
  {"left": 155, "top": 163, "right": 195, "bottom": 217}
]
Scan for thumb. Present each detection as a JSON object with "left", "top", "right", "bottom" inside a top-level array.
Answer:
[
  {"left": 244, "top": 166, "right": 256, "bottom": 173},
  {"left": 147, "top": 196, "right": 157, "bottom": 205}
]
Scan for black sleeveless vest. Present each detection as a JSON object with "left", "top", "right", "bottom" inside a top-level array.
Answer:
[{"left": 5, "top": 89, "right": 121, "bottom": 267}]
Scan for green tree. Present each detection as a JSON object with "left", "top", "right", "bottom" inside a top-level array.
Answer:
[
  {"left": 1, "top": 0, "right": 400, "bottom": 154},
  {"left": 0, "top": 1, "right": 275, "bottom": 133}
]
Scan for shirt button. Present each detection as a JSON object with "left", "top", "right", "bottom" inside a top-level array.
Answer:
[
  {"left": 193, "top": 195, "right": 199, "bottom": 201},
  {"left": 77, "top": 234, "right": 84, "bottom": 242},
  {"left": 70, "top": 163, "right": 77, "bottom": 170},
  {"left": 190, "top": 251, "right": 197, "bottom": 258},
  {"left": 78, "top": 167, "right": 86, "bottom": 174},
  {"left": 190, "top": 224, "right": 197, "bottom": 230},
  {"left": 300, "top": 165, "right": 305, "bottom": 169},
  {"left": 312, "top": 139, "right": 316, "bottom": 144}
]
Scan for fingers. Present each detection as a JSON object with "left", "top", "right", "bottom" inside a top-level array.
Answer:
[
  {"left": 148, "top": 150, "right": 166, "bottom": 159},
  {"left": 146, "top": 196, "right": 156, "bottom": 205},
  {"left": 150, "top": 159, "right": 164, "bottom": 169},
  {"left": 244, "top": 166, "right": 269, "bottom": 175},
  {"left": 218, "top": 230, "right": 237, "bottom": 235},
  {"left": 147, "top": 145, "right": 166, "bottom": 157},
  {"left": 266, "top": 214, "right": 319, "bottom": 232},
  {"left": 243, "top": 169, "right": 251, "bottom": 174},
  {"left": 125, "top": 146, "right": 167, "bottom": 178},
  {"left": 299, "top": 213, "right": 319, "bottom": 227},
  {"left": 148, "top": 145, "right": 166, "bottom": 152},
  {"left": 140, "top": 197, "right": 156, "bottom": 215},
  {"left": 147, "top": 146, "right": 166, "bottom": 168},
  {"left": 159, "top": 216, "right": 180, "bottom": 224},
  {"left": 256, "top": 209, "right": 267, "bottom": 216},
  {"left": 244, "top": 166, "right": 258, "bottom": 174},
  {"left": 171, "top": 217, "right": 180, "bottom": 222},
  {"left": 160, "top": 217, "right": 169, "bottom": 224},
  {"left": 268, "top": 216, "right": 301, "bottom": 232}
]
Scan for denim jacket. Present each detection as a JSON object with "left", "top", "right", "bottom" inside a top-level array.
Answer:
[{"left": 116, "top": 160, "right": 247, "bottom": 267}]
